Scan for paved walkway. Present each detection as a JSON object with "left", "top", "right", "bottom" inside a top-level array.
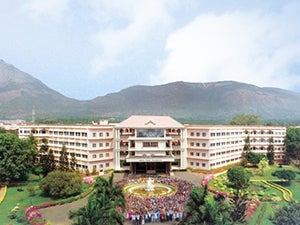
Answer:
[{"left": 39, "top": 171, "right": 203, "bottom": 225}]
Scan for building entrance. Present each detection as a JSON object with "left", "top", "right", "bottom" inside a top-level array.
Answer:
[{"left": 130, "top": 162, "right": 171, "bottom": 175}]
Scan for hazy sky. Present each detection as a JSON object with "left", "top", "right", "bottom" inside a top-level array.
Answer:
[{"left": 1, "top": 0, "right": 300, "bottom": 100}]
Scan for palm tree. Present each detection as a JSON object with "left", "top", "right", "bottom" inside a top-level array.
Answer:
[
  {"left": 71, "top": 173, "right": 125, "bottom": 225},
  {"left": 179, "top": 186, "right": 232, "bottom": 225},
  {"left": 94, "top": 173, "right": 125, "bottom": 208}
]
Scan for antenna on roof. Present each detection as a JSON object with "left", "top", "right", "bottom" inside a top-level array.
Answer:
[{"left": 31, "top": 106, "right": 35, "bottom": 123}]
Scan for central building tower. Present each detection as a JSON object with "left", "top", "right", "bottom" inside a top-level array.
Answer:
[{"left": 114, "top": 115, "right": 186, "bottom": 174}]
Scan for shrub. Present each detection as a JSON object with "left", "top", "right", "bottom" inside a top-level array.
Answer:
[
  {"left": 39, "top": 170, "right": 82, "bottom": 198},
  {"left": 27, "top": 186, "right": 36, "bottom": 197}
]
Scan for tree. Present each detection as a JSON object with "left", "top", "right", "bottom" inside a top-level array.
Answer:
[
  {"left": 44, "top": 149, "right": 56, "bottom": 175},
  {"left": 272, "top": 202, "right": 300, "bottom": 225},
  {"left": 272, "top": 170, "right": 296, "bottom": 184},
  {"left": 258, "top": 157, "right": 269, "bottom": 175},
  {"left": 59, "top": 144, "right": 69, "bottom": 171},
  {"left": 242, "top": 135, "right": 251, "bottom": 166},
  {"left": 70, "top": 152, "right": 77, "bottom": 171},
  {"left": 38, "top": 139, "right": 56, "bottom": 176},
  {"left": 267, "top": 137, "right": 275, "bottom": 165},
  {"left": 71, "top": 173, "right": 125, "bottom": 225},
  {"left": 230, "top": 114, "right": 261, "bottom": 125},
  {"left": 227, "top": 166, "right": 251, "bottom": 191},
  {"left": 0, "top": 134, "right": 36, "bottom": 183},
  {"left": 179, "top": 186, "right": 232, "bottom": 225},
  {"left": 285, "top": 127, "right": 300, "bottom": 167},
  {"left": 246, "top": 151, "right": 266, "bottom": 167},
  {"left": 39, "top": 170, "right": 82, "bottom": 198}
]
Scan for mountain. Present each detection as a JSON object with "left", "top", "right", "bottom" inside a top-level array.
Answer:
[
  {"left": 0, "top": 60, "right": 86, "bottom": 120},
  {"left": 91, "top": 81, "right": 300, "bottom": 122},
  {"left": 1, "top": 59, "right": 300, "bottom": 123}
]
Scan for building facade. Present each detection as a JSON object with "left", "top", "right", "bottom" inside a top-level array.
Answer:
[
  {"left": 18, "top": 121, "right": 114, "bottom": 173},
  {"left": 185, "top": 125, "right": 286, "bottom": 171},
  {"left": 18, "top": 115, "right": 286, "bottom": 174}
]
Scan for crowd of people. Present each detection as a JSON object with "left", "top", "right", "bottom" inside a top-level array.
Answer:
[{"left": 116, "top": 176, "right": 194, "bottom": 224}]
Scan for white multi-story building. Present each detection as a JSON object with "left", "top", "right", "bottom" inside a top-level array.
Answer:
[
  {"left": 18, "top": 121, "right": 114, "bottom": 173},
  {"left": 18, "top": 115, "right": 286, "bottom": 173},
  {"left": 113, "top": 115, "right": 186, "bottom": 174},
  {"left": 185, "top": 125, "right": 286, "bottom": 170}
]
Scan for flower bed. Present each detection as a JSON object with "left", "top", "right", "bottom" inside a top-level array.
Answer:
[{"left": 26, "top": 206, "right": 45, "bottom": 225}]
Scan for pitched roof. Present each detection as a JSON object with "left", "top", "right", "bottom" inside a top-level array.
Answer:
[{"left": 116, "top": 115, "right": 184, "bottom": 128}]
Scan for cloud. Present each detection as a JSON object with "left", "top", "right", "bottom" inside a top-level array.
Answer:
[
  {"left": 89, "top": 0, "right": 173, "bottom": 75},
  {"left": 152, "top": 1, "right": 300, "bottom": 90},
  {"left": 22, "top": 0, "right": 69, "bottom": 22}
]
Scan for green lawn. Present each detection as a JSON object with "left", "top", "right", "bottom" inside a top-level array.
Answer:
[{"left": 0, "top": 174, "right": 90, "bottom": 225}]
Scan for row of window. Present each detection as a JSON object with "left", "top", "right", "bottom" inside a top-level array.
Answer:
[
  {"left": 210, "top": 157, "right": 241, "bottom": 167},
  {"left": 210, "top": 140, "right": 243, "bottom": 147},
  {"left": 31, "top": 130, "right": 111, "bottom": 138},
  {"left": 92, "top": 143, "right": 110, "bottom": 148},
  {"left": 210, "top": 149, "right": 241, "bottom": 157},
  {"left": 210, "top": 131, "right": 243, "bottom": 137},
  {"left": 190, "top": 152, "right": 206, "bottom": 157},
  {"left": 92, "top": 162, "right": 110, "bottom": 169},
  {"left": 92, "top": 153, "right": 110, "bottom": 158},
  {"left": 190, "top": 132, "right": 206, "bottom": 137},
  {"left": 53, "top": 151, "right": 88, "bottom": 158},
  {"left": 250, "top": 139, "right": 283, "bottom": 143},
  {"left": 92, "top": 132, "right": 110, "bottom": 137},
  {"left": 250, "top": 147, "right": 285, "bottom": 151}
]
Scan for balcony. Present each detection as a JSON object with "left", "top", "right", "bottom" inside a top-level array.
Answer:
[{"left": 125, "top": 154, "right": 175, "bottom": 163}]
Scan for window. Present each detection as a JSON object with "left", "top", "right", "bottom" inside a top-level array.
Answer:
[
  {"left": 92, "top": 143, "right": 97, "bottom": 148},
  {"left": 105, "top": 162, "right": 109, "bottom": 167},
  {"left": 190, "top": 142, "right": 194, "bottom": 147},
  {"left": 106, "top": 153, "right": 109, "bottom": 157},
  {"left": 190, "top": 162, "right": 194, "bottom": 166},
  {"left": 191, "top": 132, "right": 194, "bottom": 136},
  {"left": 99, "top": 153, "right": 103, "bottom": 158},
  {"left": 106, "top": 132, "right": 109, "bottom": 137},
  {"left": 99, "top": 143, "right": 103, "bottom": 147},
  {"left": 190, "top": 152, "right": 194, "bottom": 156},
  {"left": 196, "top": 143, "right": 200, "bottom": 147},
  {"left": 93, "top": 133, "right": 96, "bottom": 137},
  {"left": 202, "top": 133, "right": 206, "bottom": 137},
  {"left": 92, "top": 154, "right": 96, "bottom": 158},
  {"left": 196, "top": 132, "right": 200, "bottom": 136},
  {"left": 143, "top": 142, "right": 158, "bottom": 147},
  {"left": 202, "top": 163, "right": 206, "bottom": 167},
  {"left": 93, "top": 165, "right": 97, "bottom": 169},
  {"left": 99, "top": 164, "right": 103, "bottom": 168},
  {"left": 202, "top": 143, "right": 206, "bottom": 147},
  {"left": 105, "top": 143, "right": 109, "bottom": 147},
  {"left": 196, "top": 162, "right": 200, "bottom": 166},
  {"left": 202, "top": 153, "right": 206, "bottom": 157},
  {"left": 99, "top": 132, "right": 103, "bottom": 137},
  {"left": 196, "top": 152, "right": 200, "bottom": 156}
]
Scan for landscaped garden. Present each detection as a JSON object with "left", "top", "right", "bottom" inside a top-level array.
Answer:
[
  {"left": 207, "top": 164, "right": 300, "bottom": 225},
  {"left": 0, "top": 174, "right": 92, "bottom": 225}
]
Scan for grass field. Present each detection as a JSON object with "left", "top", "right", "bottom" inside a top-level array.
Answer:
[{"left": 0, "top": 174, "right": 89, "bottom": 225}]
